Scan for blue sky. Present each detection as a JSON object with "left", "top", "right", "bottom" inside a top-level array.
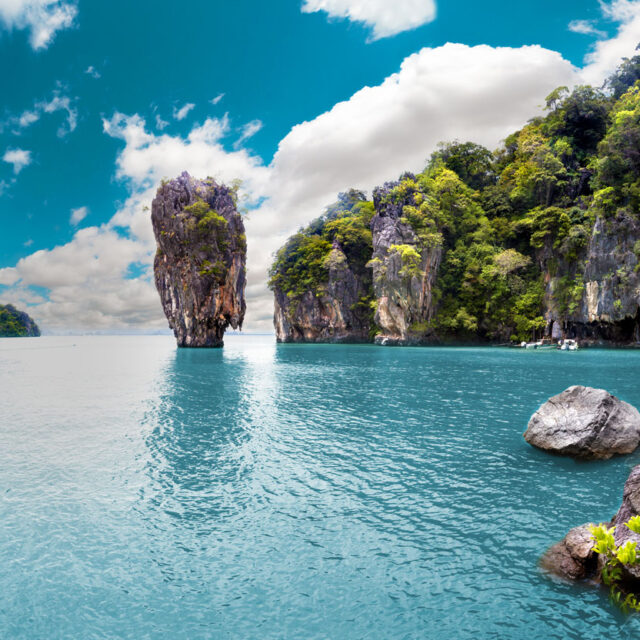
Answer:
[{"left": 0, "top": 0, "right": 639, "bottom": 333}]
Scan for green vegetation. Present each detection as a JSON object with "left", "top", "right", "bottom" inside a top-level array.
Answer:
[
  {"left": 0, "top": 304, "right": 40, "bottom": 337},
  {"left": 268, "top": 190, "right": 374, "bottom": 299},
  {"left": 184, "top": 199, "right": 230, "bottom": 252},
  {"left": 590, "top": 518, "right": 640, "bottom": 613},
  {"left": 269, "top": 54, "right": 640, "bottom": 342}
]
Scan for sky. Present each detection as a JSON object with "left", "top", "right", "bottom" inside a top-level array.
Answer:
[{"left": 0, "top": 0, "right": 639, "bottom": 334}]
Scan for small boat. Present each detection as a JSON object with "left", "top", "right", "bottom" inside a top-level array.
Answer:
[
  {"left": 521, "top": 340, "right": 555, "bottom": 350},
  {"left": 559, "top": 339, "right": 579, "bottom": 351}
]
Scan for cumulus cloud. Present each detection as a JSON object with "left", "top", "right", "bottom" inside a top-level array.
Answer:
[
  {"left": 580, "top": 0, "right": 640, "bottom": 85},
  {"left": 4, "top": 3, "right": 640, "bottom": 334},
  {"left": 3, "top": 148, "right": 32, "bottom": 174},
  {"left": 302, "top": 0, "right": 437, "bottom": 40},
  {"left": 0, "top": 0, "right": 76, "bottom": 49},
  {"left": 70, "top": 205, "right": 88, "bottom": 225},
  {"left": 173, "top": 102, "right": 195, "bottom": 121},
  {"left": 210, "top": 93, "right": 225, "bottom": 105}
]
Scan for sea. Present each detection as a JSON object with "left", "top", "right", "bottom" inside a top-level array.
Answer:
[{"left": 2, "top": 334, "right": 640, "bottom": 639}]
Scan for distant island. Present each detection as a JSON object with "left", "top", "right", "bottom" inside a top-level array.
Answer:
[
  {"left": 0, "top": 304, "right": 41, "bottom": 337},
  {"left": 269, "top": 54, "right": 640, "bottom": 346}
]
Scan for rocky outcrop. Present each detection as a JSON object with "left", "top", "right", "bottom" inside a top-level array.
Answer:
[
  {"left": 0, "top": 304, "right": 40, "bottom": 337},
  {"left": 545, "top": 213, "right": 640, "bottom": 344},
  {"left": 152, "top": 172, "right": 246, "bottom": 347},
  {"left": 369, "top": 176, "right": 441, "bottom": 345},
  {"left": 540, "top": 524, "right": 599, "bottom": 581},
  {"left": 541, "top": 465, "right": 640, "bottom": 584},
  {"left": 524, "top": 386, "right": 640, "bottom": 459},
  {"left": 612, "top": 465, "right": 640, "bottom": 580},
  {"left": 274, "top": 240, "right": 372, "bottom": 343}
]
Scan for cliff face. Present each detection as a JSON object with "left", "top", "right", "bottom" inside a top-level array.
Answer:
[
  {"left": 274, "top": 240, "right": 372, "bottom": 343},
  {"left": 544, "top": 213, "right": 640, "bottom": 343},
  {"left": 270, "top": 57, "right": 640, "bottom": 346},
  {"left": 152, "top": 172, "right": 246, "bottom": 347},
  {"left": 370, "top": 177, "right": 441, "bottom": 345},
  {"left": 0, "top": 304, "right": 40, "bottom": 337}
]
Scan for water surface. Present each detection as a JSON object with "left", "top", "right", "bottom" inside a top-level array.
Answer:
[{"left": 1, "top": 335, "right": 640, "bottom": 638}]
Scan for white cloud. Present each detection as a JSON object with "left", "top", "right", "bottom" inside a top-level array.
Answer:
[
  {"left": 2, "top": 88, "right": 77, "bottom": 137},
  {"left": 85, "top": 65, "right": 100, "bottom": 79},
  {"left": 173, "top": 102, "right": 195, "bottom": 121},
  {"left": 211, "top": 93, "right": 225, "bottom": 105},
  {"left": 234, "top": 119, "right": 263, "bottom": 149},
  {"left": 569, "top": 19, "right": 606, "bottom": 38},
  {"left": 302, "top": 0, "right": 436, "bottom": 40},
  {"left": 155, "top": 114, "right": 168, "bottom": 130},
  {"left": 0, "top": 0, "right": 76, "bottom": 49},
  {"left": 17, "top": 109, "right": 39, "bottom": 128},
  {"left": 3, "top": 3, "right": 640, "bottom": 334},
  {"left": 37, "top": 92, "right": 77, "bottom": 137},
  {"left": 3, "top": 148, "right": 32, "bottom": 174},
  {"left": 70, "top": 205, "right": 88, "bottom": 225},
  {"left": 580, "top": 0, "right": 640, "bottom": 85}
]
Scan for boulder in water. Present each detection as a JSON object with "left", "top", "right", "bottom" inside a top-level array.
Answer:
[{"left": 524, "top": 385, "right": 640, "bottom": 459}]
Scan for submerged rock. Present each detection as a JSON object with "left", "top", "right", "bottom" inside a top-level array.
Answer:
[
  {"left": 0, "top": 304, "right": 40, "bottom": 337},
  {"left": 524, "top": 385, "right": 640, "bottom": 459},
  {"left": 151, "top": 172, "right": 246, "bottom": 347},
  {"left": 540, "top": 524, "right": 598, "bottom": 581}
]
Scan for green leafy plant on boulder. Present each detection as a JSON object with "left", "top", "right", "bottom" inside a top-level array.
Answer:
[{"left": 590, "top": 517, "right": 640, "bottom": 612}]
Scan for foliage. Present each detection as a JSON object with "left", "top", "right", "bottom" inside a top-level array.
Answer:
[
  {"left": 0, "top": 305, "right": 38, "bottom": 337},
  {"left": 590, "top": 520, "right": 640, "bottom": 613},
  {"left": 268, "top": 191, "right": 374, "bottom": 299},
  {"left": 269, "top": 55, "right": 640, "bottom": 342}
]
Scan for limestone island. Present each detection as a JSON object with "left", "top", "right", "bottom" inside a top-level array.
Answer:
[
  {"left": 269, "top": 78, "right": 640, "bottom": 346},
  {"left": 0, "top": 304, "right": 40, "bottom": 337},
  {"left": 152, "top": 172, "right": 246, "bottom": 348}
]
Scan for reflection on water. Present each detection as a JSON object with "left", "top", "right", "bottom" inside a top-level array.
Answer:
[{"left": 2, "top": 335, "right": 640, "bottom": 638}]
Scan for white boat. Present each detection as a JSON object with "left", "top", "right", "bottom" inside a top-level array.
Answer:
[
  {"left": 522, "top": 340, "right": 555, "bottom": 350},
  {"left": 559, "top": 339, "right": 579, "bottom": 351}
]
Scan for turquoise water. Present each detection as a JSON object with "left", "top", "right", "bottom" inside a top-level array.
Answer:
[{"left": 2, "top": 336, "right": 640, "bottom": 638}]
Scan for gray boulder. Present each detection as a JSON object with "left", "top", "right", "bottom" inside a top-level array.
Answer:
[{"left": 524, "top": 385, "right": 640, "bottom": 459}]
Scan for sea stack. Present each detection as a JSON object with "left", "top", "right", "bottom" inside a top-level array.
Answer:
[{"left": 151, "top": 172, "right": 246, "bottom": 347}]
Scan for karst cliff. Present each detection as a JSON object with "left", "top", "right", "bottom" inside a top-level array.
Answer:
[
  {"left": 269, "top": 53, "right": 640, "bottom": 345},
  {"left": 152, "top": 172, "right": 246, "bottom": 347}
]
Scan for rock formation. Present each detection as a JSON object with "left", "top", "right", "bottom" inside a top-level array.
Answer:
[
  {"left": 369, "top": 176, "right": 441, "bottom": 346},
  {"left": 524, "top": 386, "right": 640, "bottom": 459},
  {"left": 152, "top": 172, "right": 246, "bottom": 347},
  {"left": 0, "top": 304, "right": 40, "bottom": 337},
  {"left": 544, "top": 213, "right": 640, "bottom": 343},
  {"left": 273, "top": 239, "right": 372, "bottom": 343},
  {"left": 269, "top": 56, "right": 640, "bottom": 346},
  {"left": 539, "top": 524, "right": 598, "bottom": 581},
  {"left": 541, "top": 465, "right": 640, "bottom": 584}
]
